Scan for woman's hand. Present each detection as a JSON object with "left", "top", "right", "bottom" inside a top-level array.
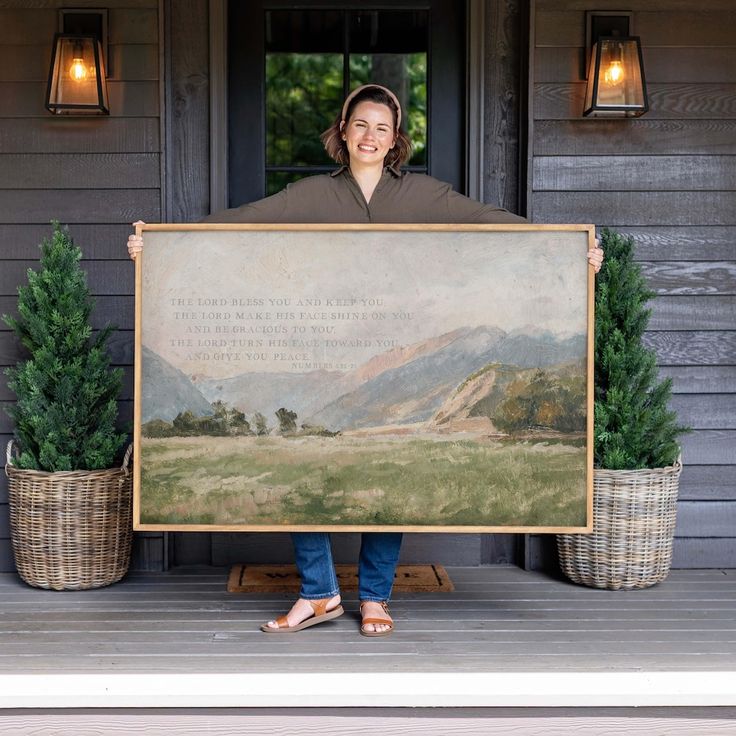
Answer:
[
  {"left": 588, "top": 237, "right": 604, "bottom": 274},
  {"left": 127, "top": 220, "right": 145, "bottom": 261}
]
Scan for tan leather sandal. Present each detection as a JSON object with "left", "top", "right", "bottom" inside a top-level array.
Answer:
[
  {"left": 359, "top": 600, "right": 394, "bottom": 637},
  {"left": 261, "top": 597, "right": 344, "bottom": 634}
]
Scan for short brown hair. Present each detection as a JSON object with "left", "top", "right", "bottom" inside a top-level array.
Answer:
[{"left": 321, "top": 86, "right": 412, "bottom": 169}]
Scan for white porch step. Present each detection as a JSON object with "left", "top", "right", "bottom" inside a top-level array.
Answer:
[{"left": 2, "top": 671, "right": 736, "bottom": 709}]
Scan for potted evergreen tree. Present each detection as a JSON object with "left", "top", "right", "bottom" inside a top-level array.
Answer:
[
  {"left": 3, "top": 223, "right": 132, "bottom": 590},
  {"left": 557, "top": 228, "right": 689, "bottom": 590}
]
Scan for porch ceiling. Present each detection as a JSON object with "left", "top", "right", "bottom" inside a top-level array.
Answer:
[{"left": 1, "top": 567, "right": 735, "bottom": 708}]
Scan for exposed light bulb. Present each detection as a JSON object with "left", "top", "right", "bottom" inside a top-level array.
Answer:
[
  {"left": 68, "top": 41, "right": 88, "bottom": 82},
  {"left": 604, "top": 60, "right": 624, "bottom": 85},
  {"left": 69, "top": 56, "right": 88, "bottom": 81}
]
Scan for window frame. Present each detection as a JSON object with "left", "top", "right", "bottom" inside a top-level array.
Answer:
[{"left": 227, "top": 0, "right": 465, "bottom": 208}]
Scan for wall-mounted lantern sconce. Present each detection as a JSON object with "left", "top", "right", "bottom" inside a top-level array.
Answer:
[
  {"left": 46, "top": 10, "right": 109, "bottom": 115},
  {"left": 583, "top": 11, "right": 648, "bottom": 118}
]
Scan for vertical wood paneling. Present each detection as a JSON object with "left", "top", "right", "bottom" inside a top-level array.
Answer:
[
  {"left": 131, "top": 532, "right": 167, "bottom": 571},
  {"left": 530, "top": 1, "right": 736, "bottom": 570},
  {"left": 0, "top": 505, "right": 9, "bottom": 538},
  {"left": 0, "top": 541, "right": 14, "bottom": 574},
  {"left": 163, "top": 0, "right": 210, "bottom": 564},
  {"left": 166, "top": 0, "right": 209, "bottom": 222},
  {"left": 210, "top": 532, "right": 484, "bottom": 567},
  {"left": 477, "top": 0, "right": 526, "bottom": 566},
  {"left": 0, "top": 438, "right": 12, "bottom": 505},
  {"left": 483, "top": 0, "right": 522, "bottom": 215},
  {"left": 481, "top": 533, "right": 518, "bottom": 565},
  {"left": 0, "top": 0, "right": 163, "bottom": 573}
]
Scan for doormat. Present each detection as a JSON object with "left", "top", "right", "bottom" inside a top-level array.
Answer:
[{"left": 227, "top": 564, "right": 454, "bottom": 593}]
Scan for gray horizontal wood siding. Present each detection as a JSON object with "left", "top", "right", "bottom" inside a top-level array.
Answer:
[
  {"left": 528, "top": 0, "right": 736, "bottom": 568},
  {"left": 0, "top": 0, "right": 163, "bottom": 572}
]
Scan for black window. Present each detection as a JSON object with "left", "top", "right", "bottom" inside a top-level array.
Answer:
[{"left": 229, "top": 1, "right": 464, "bottom": 206}]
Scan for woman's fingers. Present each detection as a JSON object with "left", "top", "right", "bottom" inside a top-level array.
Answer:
[
  {"left": 128, "top": 234, "right": 143, "bottom": 260},
  {"left": 587, "top": 235, "right": 604, "bottom": 273},
  {"left": 128, "top": 221, "right": 146, "bottom": 260},
  {"left": 587, "top": 246, "right": 604, "bottom": 273}
]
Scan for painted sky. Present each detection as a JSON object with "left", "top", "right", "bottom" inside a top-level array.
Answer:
[{"left": 142, "top": 229, "right": 590, "bottom": 378}]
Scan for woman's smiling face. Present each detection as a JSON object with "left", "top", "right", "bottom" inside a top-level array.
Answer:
[{"left": 342, "top": 101, "right": 396, "bottom": 167}]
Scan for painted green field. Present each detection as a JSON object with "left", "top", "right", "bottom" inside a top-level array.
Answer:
[{"left": 140, "top": 434, "right": 587, "bottom": 527}]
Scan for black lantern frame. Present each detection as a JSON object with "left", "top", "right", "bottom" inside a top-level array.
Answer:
[
  {"left": 45, "top": 32, "right": 109, "bottom": 115},
  {"left": 583, "top": 35, "right": 648, "bottom": 118}
]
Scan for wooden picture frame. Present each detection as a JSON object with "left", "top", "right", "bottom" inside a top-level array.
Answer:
[{"left": 134, "top": 224, "right": 595, "bottom": 533}]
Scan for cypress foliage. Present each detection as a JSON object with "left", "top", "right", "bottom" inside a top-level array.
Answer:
[
  {"left": 594, "top": 228, "right": 688, "bottom": 469},
  {"left": 3, "top": 223, "right": 125, "bottom": 471}
]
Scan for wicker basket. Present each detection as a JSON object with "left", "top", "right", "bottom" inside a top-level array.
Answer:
[
  {"left": 5, "top": 441, "right": 133, "bottom": 590},
  {"left": 557, "top": 461, "right": 682, "bottom": 590}
]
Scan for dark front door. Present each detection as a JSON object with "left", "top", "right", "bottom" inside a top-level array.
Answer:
[{"left": 228, "top": 1, "right": 466, "bottom": 207}]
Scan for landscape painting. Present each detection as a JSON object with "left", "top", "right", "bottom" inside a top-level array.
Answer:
[{"left": 134, "top": 225, "right": 594, "bottom": 532}]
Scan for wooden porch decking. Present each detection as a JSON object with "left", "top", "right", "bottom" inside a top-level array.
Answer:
[{"left": 1, "top": 566, "right": 735, "bottom": 710}]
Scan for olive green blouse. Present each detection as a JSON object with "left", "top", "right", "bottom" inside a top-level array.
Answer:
[{"left": 203, "top": 166, "right": 527, "bottom": 224}]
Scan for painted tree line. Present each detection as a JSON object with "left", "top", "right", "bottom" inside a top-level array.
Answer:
[{"left": 141, "top": 402, "right": 337, "bottom": 439}]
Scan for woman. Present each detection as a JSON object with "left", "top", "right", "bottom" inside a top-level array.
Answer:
[{"left": 129, "top": 83, "right": 603, "bottom": 637}]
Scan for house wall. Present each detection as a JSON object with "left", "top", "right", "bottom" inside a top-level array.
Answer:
[
  {"left": 1, "top": 0, "right": 732, "bottom": 573},
  {"left": 528, "top": 0, "right": 736, "bottom": 567},
  {"left": 0, "top": 0, "right": 165, "bottom": 571}
]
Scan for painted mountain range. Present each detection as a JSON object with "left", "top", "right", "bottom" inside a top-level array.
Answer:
[
  {"left": 186, "top": 325, "right": 585, "bottom": 432},
  {"left": 193, "top": 327, "right": 469, "bottom": 424},
  {"left": 308, "top": 326, "right": 584, "bottom": 431},
  {"left": 142, "top": 326, "right": 585, "bottom": 430},
  {"left": 141, "top": 345, "right": 212, "bottom": 423}
]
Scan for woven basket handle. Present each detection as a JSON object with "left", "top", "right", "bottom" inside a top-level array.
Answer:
[
  {"left": 5, "top": 440, "right": 20, "bottom": 468},
  {"left": 5, "top": 439, "right": 21, "bottom": 477},
  {"left": 122, "top": 444, "right": 133, "bottom": 473},
  {"left": 5, "top": 439, "right": 18, "bottom": 469}
]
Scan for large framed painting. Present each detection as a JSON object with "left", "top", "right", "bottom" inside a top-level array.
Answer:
[{"left": 133, "top": 224, "right": 595, "bottom": 533}]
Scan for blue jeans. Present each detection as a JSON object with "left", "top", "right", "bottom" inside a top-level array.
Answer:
[{"left": 291, "top": 532, "right": 403, "bottom": 602}]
